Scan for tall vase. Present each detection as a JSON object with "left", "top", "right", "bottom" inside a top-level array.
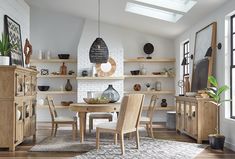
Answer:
[
  {"left": 184, "top": 76, "right": 190, "bottom": 93},
  {"left": 65, "top": 79, "right": 72, "bottom": 91},
  {"left": 102, "top": 85, "right": 120, "bottom": 103}
]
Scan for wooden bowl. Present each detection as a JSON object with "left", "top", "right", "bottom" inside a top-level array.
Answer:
[
  {"left": 61, "top": 101, "right": 73, "bottom": 106},
  {"left": 83, "top": 98, "right": 110, "bottom": 104}
]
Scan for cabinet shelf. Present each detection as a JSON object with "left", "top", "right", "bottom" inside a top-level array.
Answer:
[
  {"left": 124, "top": 90, "right": 175, "bottom": 95},
  {"left": 37, "top": 75, "right": 77, "bottom": 78},
  {"left": 124, "top": 75, "right": 174, "bottom": 78},
  {"left": 76, "top": 77, "right": 124, "bottom": 80},
  {"left": 124, "top": 58, "right": 175, "bottom": 63},
  {"left": 37, "top": 91, "right": 77, "bottom": 95},
  {"left": 31, "top": 59, "right": 77, "bottom": 63},
  {"left": 143, "top": 106, "right": 175, "bottom": 111}
]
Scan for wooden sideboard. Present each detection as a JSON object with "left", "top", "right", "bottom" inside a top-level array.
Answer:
[
  {"left": 175, "top": 96, "right": 217, "bottom": 143},
  {"left": 0, "top": 66, "right": 37, "bottom": 151}
]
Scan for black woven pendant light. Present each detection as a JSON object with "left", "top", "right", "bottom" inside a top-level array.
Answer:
[{"left": 89, "top": 0, "right": 109, "bottom": 63}]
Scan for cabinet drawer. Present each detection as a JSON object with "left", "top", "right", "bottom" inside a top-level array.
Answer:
[{"left": 15, "top": 72, "right": 24, "bottom": 97}]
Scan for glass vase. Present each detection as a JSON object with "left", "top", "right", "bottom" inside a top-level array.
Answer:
[{"left": 102, "top": 85, "right": 120, "bottom": 103}]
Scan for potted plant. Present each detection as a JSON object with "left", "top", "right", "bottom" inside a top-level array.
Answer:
[
  {"left": 163, "top": 67, "right": 174, "bottom": 77},
  {"left": 0, "top": 33, "right": 16, "bottom": 65},
  {"left": 206, "top": 76, "right": 230, "bottom": 150}
]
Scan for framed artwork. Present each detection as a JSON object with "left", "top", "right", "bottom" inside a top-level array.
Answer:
[
  {"left": 4, "top": 15, "right": 24, "bottom": 67},
  {"left": 191, "top": 22, "right": 217, "bottom": 92}
]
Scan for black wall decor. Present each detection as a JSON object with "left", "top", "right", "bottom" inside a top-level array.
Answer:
[
  {"left": 4, "top": 15, "right": 24, "bottom": 67},
  {"left": 144, "top": 43, "right": 154, "bottom": 59},
  {"left": 89, "top": 37, "right": 109, "bottom": 63}
]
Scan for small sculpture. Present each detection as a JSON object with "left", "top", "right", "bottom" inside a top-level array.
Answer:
[{"left": 23, "top": 38, "right": 32, "bottom": 66}]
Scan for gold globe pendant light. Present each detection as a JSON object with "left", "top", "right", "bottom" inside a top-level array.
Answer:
[{"left": 89, "top": 0, "right": 109, "bottom": 63}]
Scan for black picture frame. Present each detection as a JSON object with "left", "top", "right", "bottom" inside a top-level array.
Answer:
[{"left": 4, "top": 15, "right": 24, "bottom": 67}]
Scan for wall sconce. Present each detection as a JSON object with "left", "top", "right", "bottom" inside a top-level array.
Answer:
[
  {"left": 205, "top": 43, "right": 222, "bottom": 57},
  {"left": 181, "top": 55, "right": 194, "bottom": 66}
]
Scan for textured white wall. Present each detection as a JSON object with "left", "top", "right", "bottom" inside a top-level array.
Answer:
[
  {"left": 29, "top": 5, "right": 85, "bottom": 122},
  {"left": 174, "top": 0, "right": 235, "bottom": 151},
  {"left": 77, "top": 19, "right": 124, "bottom": 103},
  {"left": 0, "top": 0, "right": 30, "bottom": 51}
]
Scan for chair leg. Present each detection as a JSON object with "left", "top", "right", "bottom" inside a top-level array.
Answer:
[
  {"left": 96, "top": 128, "right": 100, "bottom": 149},
  {"left": 54, "top": 124, "right": 58, "bottom": 137},
  {"left": 51, "top": 123, "right": 54, "bottom": 137},
  {"left": 120, "top": 133, "right": 125, "bottom": 155},
  {"left": 136, "top": 128, "right": 140, "bottom": 149},
  {"left": 146, "top": 123, "right": 150, "bottom": 137},
  {"left": 89, "top": 118, "right": 93, "bottom": 133},
  {"left": 114, "top": 133, "right": 117, "bottom": 145},
  {"left": 72, "top": 123, "right": 75, "bottom": 140},
  {"left": 150, "top": 122, "right": 154, "bottom": 139},
  {"left": 75, "top": 122, "right": 78, "bottom": 138}
]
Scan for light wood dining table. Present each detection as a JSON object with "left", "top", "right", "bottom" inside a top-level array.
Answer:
[{"left": 69, "top": 103, "right": 120, "bottom": 143}]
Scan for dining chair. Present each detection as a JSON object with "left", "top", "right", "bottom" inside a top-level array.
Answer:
[
  {"left": 140, "top": 95, "right": 158, "bottom": 138},
  {"left": 46, "top": 96, "right": 78, "bottom": 140},
  {"left": 96, "top": 94, "right": 145, "bottom": 155},
  {"left": 89, "top": 113, "right": 113, "bottom": 133}
]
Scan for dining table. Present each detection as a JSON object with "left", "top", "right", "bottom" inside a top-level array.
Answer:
[{"left": 69, "top": 103, "right": 120, "bottom": 143}]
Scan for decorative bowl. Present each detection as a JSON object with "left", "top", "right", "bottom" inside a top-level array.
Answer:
[
  {"left": 61, "top": 101, "right": 73, "bottom": 106},
  {"left": 58, "top": 54, "right": 70, "bottom": 59},
  {"left": 130, "top": 70, "right": 140, "bottom": 75},
  {"left": 83, "top": 98, "right": 110, "bottom": 104},
  {"left": 38, "top": 86, "right": 50, "bottom": 91},
  {"left": 185, "top": 92, "right": 197, "bottom": 97}
]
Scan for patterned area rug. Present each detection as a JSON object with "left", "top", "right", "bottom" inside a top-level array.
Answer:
[
  {"left": 30, "top": 133, "right": 206, "bottom": 159},
  {"left": 76, "top": 138, "right": 206, "bottom": 159}
]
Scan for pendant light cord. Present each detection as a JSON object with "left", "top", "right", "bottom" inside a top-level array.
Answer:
[{"left": 98, "top": 0, "right": 100, "bottom": 37}]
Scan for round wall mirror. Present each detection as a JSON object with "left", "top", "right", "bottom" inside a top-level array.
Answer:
[{"left": 96, "top": 57, "right": 116, "bottom": 77}]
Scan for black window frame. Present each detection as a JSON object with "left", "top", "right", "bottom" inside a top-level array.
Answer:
[
  {"left": 183, "top": 41, "right": 190, "bottom": 78},
  {"left": 230, "top": 14, "right": 235, "bottom": 119}
]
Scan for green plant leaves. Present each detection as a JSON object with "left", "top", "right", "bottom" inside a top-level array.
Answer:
[
  {"left": 208, "top": 76, "right": 218, "bottom": 87},
  {"left": 217, "top": 85, "right": 229, "bottom": 96}
]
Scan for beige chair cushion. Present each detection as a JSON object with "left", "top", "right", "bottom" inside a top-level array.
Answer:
[
  {"left": 97, "top": 122, "right": 117, "bottom": 130},
  {"left": 140, "top": 116, "right": 151, "bottom": 123},
  {"left": 54, "top": 116, "right": 76, "bottom": 122}
]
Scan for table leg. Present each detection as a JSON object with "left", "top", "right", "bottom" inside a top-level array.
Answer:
[
  {"left": 84, "top": 113, "right": 87, "bottom": 135},
  {"left": 79, "top": 112, "right": 85, "bottom": 143}
]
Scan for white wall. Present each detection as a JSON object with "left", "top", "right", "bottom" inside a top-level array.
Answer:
[
  {"left": 0, "top": 0, "right": 30, "bottom": 52},
  {"left": 174, "top": 0, "right": 235, "bottom": 151},
  {"left": 29, "top": 5, "right": 85, "bottom": 122},
  {"left": 78, "top": 19, "right": 175, "bottom": 122}
]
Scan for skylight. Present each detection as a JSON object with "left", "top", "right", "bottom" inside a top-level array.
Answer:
[
  {"left": 125, "top": 2, "right": 183, "bottom": 23},
  {"left": 134, "top": 0, "right": 197, "bottom": 13}
]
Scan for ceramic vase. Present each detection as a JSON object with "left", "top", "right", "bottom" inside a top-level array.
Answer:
[{"left": 65, "top": 79, "right": 72, "bottom": 91}]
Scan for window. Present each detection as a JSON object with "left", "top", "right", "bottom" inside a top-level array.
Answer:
[
  {"left": 183, "top": 41, "right": 190, "bottom": 78},
  {"left": 231, "top": 15, "right": 235, "bottom": 118}
]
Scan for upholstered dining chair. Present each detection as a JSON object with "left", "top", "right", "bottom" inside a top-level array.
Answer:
[
  {"left": 46, "top": 96, "right": 78, "bottom": 140},
  {"left": 140, "top": 95, "right": 158, "bottom": 138},
  {"left": 96, "top": 94, "right": 145, "bottom": 155}
]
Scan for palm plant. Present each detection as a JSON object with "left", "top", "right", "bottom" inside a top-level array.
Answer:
[
  {"left": 206, "top": 76, "right": 229, "bottom": 134},
  {"left": 0, "top": 33, "right": 16, "bottom": 56}
]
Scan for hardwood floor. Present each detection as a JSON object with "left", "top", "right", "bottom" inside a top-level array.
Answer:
[{"left": 0, "top": 123, "right": 234, "bottom": 158}]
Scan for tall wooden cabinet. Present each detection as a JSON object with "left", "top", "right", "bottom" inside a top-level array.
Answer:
[
  {"left": 0, "top": 66, "right": 37, "bottom": 151},
  {"left": 176, "top": 96, "right": 217, "bottom": 143}
]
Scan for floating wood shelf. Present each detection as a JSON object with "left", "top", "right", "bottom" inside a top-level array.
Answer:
[
  {"left": 124, "top": 58, "right": 175, "bottom": 63},
  {"left": 37, "top": 105, "right": 70, "bottom": 109},
  {"left": 76, "top": 77, "right": 124, "bottom": 80},
  {"left": 143, "top": 106, "right": 176, "bottom": 111},
  {"left": 31, "top": 59, "right": 77, "bottom": 63},
  {"left": 37, "top": 75, "right": 77, "bottom": 78},
  {"left": 124, "top": 75, "right": 174, "bottom": 78},
  {"left": 37, "top": 91, "right": 77, "bottom": 95},
  {"left": 124, "top": 90, "right": 175, "bottom": 95}
]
